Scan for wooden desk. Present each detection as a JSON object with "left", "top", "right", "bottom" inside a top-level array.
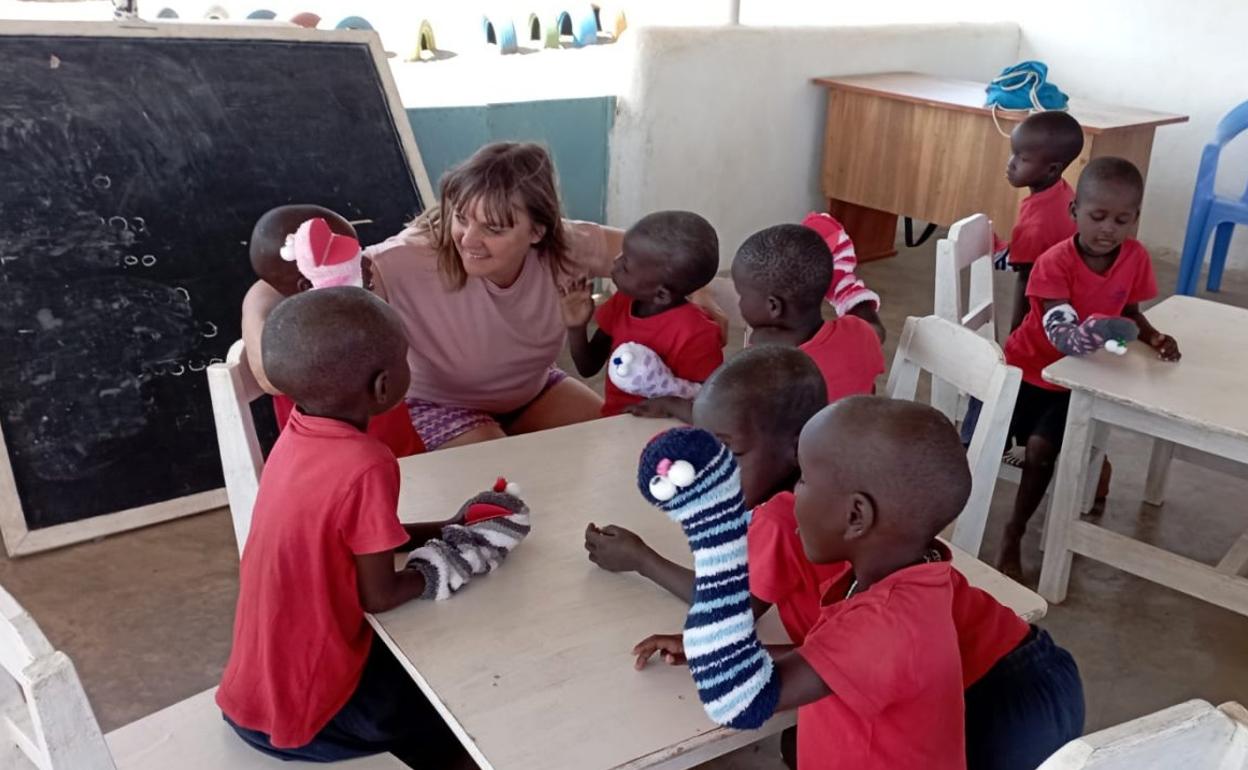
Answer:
[
  {"left": 1038, "top": 296, "right": 1248, "bottom": 616},
  {"left": 374, "top": 416, "right": 1047, "bottom": 770},
  {"left": 812, "top": 72, "right": 1188, "bottom": 260}
]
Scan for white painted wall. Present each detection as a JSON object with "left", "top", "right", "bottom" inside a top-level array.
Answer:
[
  {"left": 736, "top": 0, "right": 1248, "bottom": 270},
  {"left": 607, "top": 23, "right": 1021, "bottom": 266}
]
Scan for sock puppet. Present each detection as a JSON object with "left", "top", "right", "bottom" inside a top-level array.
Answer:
[
  {"left": 1042, "top": 304, "right": 1139, "bottom": 356},
  {"left": 406, "top": 478, "right": 530, "bottom": 601},
  {"left": 637, "top": 427, "right": 780, "bottom": 730},
  {"left": 281, "top": 216, "right": 364, "bottom": 289},
  {"left": 608, "top": 342, "right": 702, "bottom": 400}
]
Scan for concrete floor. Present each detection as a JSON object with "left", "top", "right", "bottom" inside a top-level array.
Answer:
[{"left": 2, "top": 240, "right": 1246, "bottom": 770}]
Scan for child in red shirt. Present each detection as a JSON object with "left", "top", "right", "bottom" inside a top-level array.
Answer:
[
  {"left": 997, "top": 157, "right": 1180, "bottom": 579},
  {"left": 563, "top": 210, "right": 723, "bottom": 418},
  {"left": 1004, "top": 111, "right": 1085, "bottom": 332},
  {"left": 732, "top": 224, "right": 884, "bottom": 403},
  {"left": 217, "top": 287, "right": 527, "bottom": 767},
  {"left": 242, "top": 205, "right": 424, "bottom": 458}
]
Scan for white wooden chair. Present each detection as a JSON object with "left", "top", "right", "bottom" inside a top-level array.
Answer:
[
  {"left": 0, "top": 583, "right": 404, "bottom": 769},
  {"left": 206, "top": 340, "right": 266, "bottom": 556},
  {"left": 1038, "top": 699, "right": 1248, "bottom": 769},
  {"left": 885, "top": 315, "right": 1021, "bottom": 556},
  {"left": 933, "top": 214, "right": 1105, "bottom": 518}
]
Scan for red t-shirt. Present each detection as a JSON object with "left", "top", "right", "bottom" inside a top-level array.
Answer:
[
  {"left": 595, "top": 292, "right": 724, "bottom": 416},
  {"left": 1004, "top": 237, "right": 1158, "bottom": 390},
  {"left": 1007, "top": 180, "right": 1077, "bottom": 267},
  {"left": 273, "top": 395, "right": 424, "bottom": 458},
  {"left": 798, "top": 317, "right": 884, "bottom": 403},
  {"left": 797, "top": 560, "right": 966, "bottom": 770},
  {"left": 748, "top": 492, "right": 850, "bottom": 644},
  {"left": 950, "top": 567, "right": 1030, "bottom": 685},
  {"left": 217, "top": 411, "right": 410, "bottom": 748}
]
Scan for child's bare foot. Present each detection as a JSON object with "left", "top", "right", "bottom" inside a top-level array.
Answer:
[{"left": 995, "top": 528, "right": 1025, "bottom": 582}]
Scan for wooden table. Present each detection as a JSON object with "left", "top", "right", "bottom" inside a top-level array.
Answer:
[
  {"left": 374, "top": 416, "right": 1047, "bottom": 770},
  {"left": 812, "top": 72, "right": 1188, "bottom": 260},
  {"left": 1038, "top": 296, "right": 1248, "bottom": 616}
]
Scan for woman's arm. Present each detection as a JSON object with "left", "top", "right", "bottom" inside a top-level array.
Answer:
[{"left": 240, "top": 280, "right": 284, "bottom": 395}]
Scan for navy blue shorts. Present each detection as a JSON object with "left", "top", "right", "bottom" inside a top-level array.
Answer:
[
  {"left": 964, "top": 626, "right": 1086, "bottom": 770},
  {"left": 224, "top": 634, "right": 466, "bottom": 767}
]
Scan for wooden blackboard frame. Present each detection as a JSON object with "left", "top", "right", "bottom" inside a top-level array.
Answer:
[{"left": 0, "top": 19, "right": 434, "bottom": 556}]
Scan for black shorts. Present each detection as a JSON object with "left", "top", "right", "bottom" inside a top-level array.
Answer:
[{"left": 1008, "top": 381, "right": 1071, "bottom": 450}]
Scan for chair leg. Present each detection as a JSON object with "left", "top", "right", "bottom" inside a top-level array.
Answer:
[
  {"left": 1145, "top": 440, "right": 1176, "bottom": 506},
  {"left": 1179, "top": 217, "right": 1217, "bottom": 296},
  {"left": 1206, "top": 221, "right": 1236, "bottom": 293},
  {"left": 1176, "top": 206, "right": 1211, "bottom": 295}
]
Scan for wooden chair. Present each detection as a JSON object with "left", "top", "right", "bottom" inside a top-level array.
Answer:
[
  {"left": 1037, "top": 699, "right": 1248, "bottom": 769},
  {"left": 1, "top": 583, "right": 405, "bottom": 769},
  {"left": 933, "top": 214, "right": 1105, "bottom": 518},
  {"left": 885, "top": 315, "right": 1021, "bottom": 555},
  {"left": 206, "top": 340, "right": 266, "bottom": 556}
]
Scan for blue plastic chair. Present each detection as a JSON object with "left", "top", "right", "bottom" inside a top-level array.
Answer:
[{"left": 1177, "top": 99, "right": 1248, "bottom": 295}]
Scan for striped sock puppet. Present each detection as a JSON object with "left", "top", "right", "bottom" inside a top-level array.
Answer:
[{"left": 637, "top": 427, "right": 780, "bottom": 730}]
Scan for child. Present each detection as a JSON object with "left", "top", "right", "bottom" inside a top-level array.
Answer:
[
  {"left": 1004, "top": 111, "right": 1086, "bottom": 332},
  {"left": 634, "top": 398, "right": 1084, "bottom": 770},
  {"left": 564, "top": 210, "right": 723, "bottom": 418},
  {"left": 733, "top": 224, "right": 884, "bottom": 403},
  {"left": 997, "top": 157, "right": 1180, "bottom": 579},
  {"left": 217, "top": 287, "right": 526, "bottom": 768},
  {"left": 244, "top": 204, "right": 423, "bottom": 457}
]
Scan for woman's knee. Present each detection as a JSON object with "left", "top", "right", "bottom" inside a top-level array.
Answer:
[
  {"left": 508, "top": 378, "right": 602, "bottom": 434},
  {"left": 438, "top": 422, "right": 506, "bottom": 450}
]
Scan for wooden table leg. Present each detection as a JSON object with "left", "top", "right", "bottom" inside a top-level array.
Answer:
[
  {"left": 826, "top": 199, "right": 898, "bottom": 261},
  {"left": 1144, "top": 439, "right": 1176, "bottom": 506},
  {"left": 1039, "top": 391, "right": 1096, "bottom": 603}
]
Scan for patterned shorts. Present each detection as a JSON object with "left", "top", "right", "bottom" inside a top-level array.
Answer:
[{"left": 406, "top": 368, "right": 568, "bottom": 451}]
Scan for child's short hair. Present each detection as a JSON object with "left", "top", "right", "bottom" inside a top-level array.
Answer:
[
  {"left": 628, "top": 210, "right": 719, "bottom": 296},
  {"left": 250, "top": 204, "right": 356, "bottom": 294},
  {"left": 733, "top": 225, "right": 833, "bottom": 311},
  {"left": 1076, "top": 156, "right": 1144, "bottom": 204},
  {"left": 1017, "top": 111, "right": 1084, "bottom": 166},
  {"left": 262, "top": 287, "right": 406, "bottom": 410},
  {"left": 700, "top": 344, "right": 827, "bottom": 439}
]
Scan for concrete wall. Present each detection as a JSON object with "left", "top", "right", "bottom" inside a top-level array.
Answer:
[
  {"left": 607, "top": 23, "right": 1021, "bottom": 266},
  {"left": 407, "top": 97, "right": 614, "bottom": 222},
  {"left": 735, "top": 0, "right": 1248, "bottom": 270}
]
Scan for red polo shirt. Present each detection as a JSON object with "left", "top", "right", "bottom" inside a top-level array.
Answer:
[
  {"left": 217, "top": 411, "right": 409, "bottom": 748},
  {"left": 1007, "top": 180, "right": 1077, "bottom": 267},
  {"left": 273, "top": 395, "right": 424, "bottom": 458},
  {"left": 595, "top": 292, "right": 723, "bottom": 416},
  {"left": 1004, "top": 237, "right": 1157, "bottom": 390},
  {"left": 797, "top": 558, "right": 966, "bottom": 770}
]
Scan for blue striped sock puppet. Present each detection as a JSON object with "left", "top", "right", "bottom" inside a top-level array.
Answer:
[{"left": 637, "top": 427, "right": 780, "bottom": 730}]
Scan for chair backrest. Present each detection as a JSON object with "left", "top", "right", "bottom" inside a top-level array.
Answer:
[
  {"left": 885, "top": 316, "right": 1021, "bottom": 556},
  {"left": 932, "top": 213, "right": 997, "bottom": 420},
  {"left": 0, "top": 584, "right": 114, "bottom": 770},
  {"left": 1037, "top": 699, "right": 1248, "bottom": 770},
  {"left": 207, "top": 339, "right": 267, "bottom": 557}
]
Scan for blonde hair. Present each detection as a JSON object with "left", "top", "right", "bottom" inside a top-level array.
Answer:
[{"left": 411, "top": 142, "right": 568, "bottom": 290}]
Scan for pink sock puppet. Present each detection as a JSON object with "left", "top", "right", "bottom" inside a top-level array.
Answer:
[{"left": 280, "top": 217, "right": 364, "bottom": 289}]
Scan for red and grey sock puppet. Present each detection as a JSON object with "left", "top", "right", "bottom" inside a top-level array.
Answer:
[
  {"left": 405, "top": 478, "right": 530, "bottom": 600},
  {"left": 1042, "top": 304, "right": 1139, "bottom": 357}
]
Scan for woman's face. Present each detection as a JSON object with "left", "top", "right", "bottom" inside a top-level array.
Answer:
[{"left": 451, "top": 196, "right": 546, "bottom": 288}]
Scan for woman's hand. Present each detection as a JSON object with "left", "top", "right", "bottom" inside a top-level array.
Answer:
[
  {"left": 558, "top": 276, "right": 596, "bottom": 328},
  {"left": 633, "top": 634, "right": 687, "bottom": 670}
]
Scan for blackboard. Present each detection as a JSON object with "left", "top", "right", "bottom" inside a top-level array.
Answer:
[{"left": 0, "top": 22, "right": 431, "bottom": 554}]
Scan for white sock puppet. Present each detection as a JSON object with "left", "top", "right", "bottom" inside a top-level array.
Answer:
[{"left": 608, "top": 342, "right": 702, "bottom": 400}]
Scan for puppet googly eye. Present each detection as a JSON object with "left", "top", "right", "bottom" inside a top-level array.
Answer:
[
  {"left": 667, "top": 460, "right": 695, "bottom": 488},
  {"left": 649, "top": 475, "right": 677, "bottom": 501}
]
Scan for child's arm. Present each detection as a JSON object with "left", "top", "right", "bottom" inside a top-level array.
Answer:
[
  {"left": 355, "top": 551, "right": 429, "bottom": 613},
  {"left": 240, "top": 280, "right": 284, "bottom": 395},
  {"left": 1122, "top": 304, "right": 1181, "bottom": 361},
  {"left": 624, "top": 397, "right": 693, "bottom": 423},
  {"left": 560, "top": 277, "right": 612, "bottom": 376},
  {"left": 1040, "top": 298, "right": 1139, "bottom": 356},
  {"left": 586, "top": 523, "right": 695, "bottom": 602},
  {"left": 1009, "top": 264, "right": 1032, "bottom": 332},
  {"left": 847, "top": 303, "right": 886, "bottom": 343}
]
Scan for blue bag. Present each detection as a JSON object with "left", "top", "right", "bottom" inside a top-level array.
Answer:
[{"left": 985, "top": 61, "right": 1069, "bottom": 111}]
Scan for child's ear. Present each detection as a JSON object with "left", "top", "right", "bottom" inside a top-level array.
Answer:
[
  {"left": 370, "top": 369, "right": 391, "bottom": 409},
  {"left": 766, "top": 294, "right": 784, "bottom": 320},
  {"left": 654, "top": 284, "right": 674, "bottom": 306},
  {"left": 844, "top": 492, "right": 875, "bottom": 541},
  {"left": 1047, "top": 161, "right": 1065, "bottom": 180},
  {"left": 1068, "top": 200, "right": 1078, "bottom": 220}
]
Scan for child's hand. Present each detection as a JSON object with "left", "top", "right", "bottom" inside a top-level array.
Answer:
[
  {"left": 558, "top": 276, "right": 596, "bottom": 328},
  {"left": 1147, "top": 331, "right": 1181, "bottom": 361},
  {"left": 633, "top": 633, "right": 686, "bottom": 670},
  {"left": 585, "top": 523, "right": 651, "bottom": 573},
  {"left": 625, "top": 397, "right": 681, "bottom": 420}
]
